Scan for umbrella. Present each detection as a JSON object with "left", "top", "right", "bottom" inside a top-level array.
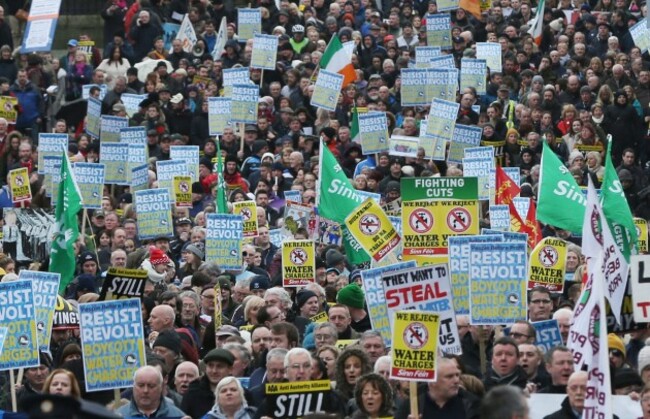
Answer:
[
  {"left": 134, "top": 58, "right": 173, "bottom": 82},
  {"left": 52, "top": 295, "right": 79, "bottom": 330}
]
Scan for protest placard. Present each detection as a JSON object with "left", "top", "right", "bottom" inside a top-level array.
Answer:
[
  {"left": 630, "top": 255, "right": 650, "bottom": 322},
  {"left": 527, "top": 237, "right": 567, "bottom": 292},
  {"left": 100, "top": 115, "right": 128, "bottom": 143},
  {"left": 282, "top": 201, "right": 317, "bottom": 240},
  {"left": 345, "top": 198, "right": 400, "bottom": 262},
  {"left": 86, "top": 97, "right": 101, "bottom": 138},
  {"left": 425, "top": 98, "right": 459, "bottom": 142},
  {"left": 391, "top": 311, "right": 440, "bottom": 381},
  {"left": 448, "top": 235, "right": 503, "bottom": 315},
  {"left": 231, "top": 84, "right": 259, "bottom": 123},
  {"left": 100, "top": 142, "right": 129, "bottom": 185},
  {"left": 285, "top": 190, "right": 302, "bottom": 204},
  {"left": 532, "top": 320, "right": 563, "bottom": 353},
  {"left": 223, "top": 67, "right": 251, "bottom": 97},
  {"left": 264, "top": 380, "right": 331, "bottom": 418},
  {"left": 488, "top": 205, "right": 510, "bottom": 231},
  {"left": 156, "top": 159, "right": 187, "bottom": 197},
  {"left": 73, "top": 163, "right": 104, "bottom": 210},
  {"left": 120, "top": 126, "right": 147, "bottom": 145},
  {"left": 53, "top": 295, "right": 78, "bottom": 330},
  {"left": 447, "top": 124, "right": 483, "bottom": 164},
  {"left": 460, "top": 59, "right": 487, "bottom": 96},
  {"left": 503, "top": 167, "right": 521, "bottom": 186},
  {"left": 82, "top": 84, "right": 107, "bottom": 101},
  {"left": 383, "top": 265, "right": 461, "bottom": 354},
  {"left": 358, "top": 112, "right": 389, "bottom": 154},
  {"left": 251, "top": 34, "right": 278, "bottom": 70},
  {"left": 418, "top": 120, "right": 447, "bottom": 161},
  {"left": 282, "top": 240, "right": 316, "bottom": 287},
  {"left": 99, "top": 268, "right": 148, "bottom": 301},
  {"left": 206, "top": 213, "right": 244, "bottom": 271},
  {"left": 19, "top": 271, "right": 60, "bottom": 352},
  {"left": 134, "top": 188, "right": 173, "bottom": 240},
  {"left": 361, "top": 261, "right": 416, "bottom": 346},
  {"left": 389, "top": 135, "right": 419, "bottom": 158},
  {"left": 9, "top": 167, "right": 31, "bottom": 203},
  {"left": 469, "top": 242, "right": 528, "bottom": 325},
  {"left": 635, "top": 218, "right": 648, "bottom": 253},
  {"left": 237, "top": 8, "right": 261, "bottom": 40},
  {"left": 131, "top": 163, "right": 149, "bottom": 192},
  {"left": 630, "top": 19, "right": 650, "bottom": 53},
  {"left": 42, "top": 154, "right": 62, "bottom": 200},
  {"left": 208, "top": 97, "right": 232, "bottom": 136},
  {"left": 38, "top": 133, "right": 68, "bottom": 175},
  {"left": 311, "top": 70, "right": 343, "bottom": 112},
  {"left": 20, "top": 0, "right": 61, "bottom": 53},
  {"left": 429, "top": 54, "right": 456, "bottom": 69},
  {"left": 425, "top": 13, "right": 451, "bottom": 49},
  {"left": 79, "top": 298, "right": 146, "bottom": 391},
  {"left": 0, "top": 96, "right": 18, "bottom": 123},
  {"left": 232, "top": 201, "right": 258, "bottom": 237},
  {"left": 173, "top": 175, "right": 192, "bottom": 208},
  {"left": 476, "top": 42, "right": 502, "bottom": 72},
  {"left": 462, "top": 156, "right": 493, "bottom": 200},
  {"left": 120, "top": 93, "right": 147, "bottom": 117},
  {"left": 0, "top": 279, "right": 39, "bottom": 370},
  {"left": 170, "top": 145, "right": 199, "bottom": 180},
  {"left": 401, "top": 68, "right": 429, "bottom": 106},
  {"left": 513, "top": 197, "right": 530, "bottom": 221},
  {"left": 464, "top": 145, "right": 494, "bottom": 159},
  {"left": 482, "top": 228, "right": 528, "bottom": 244},
  {"left": 437, "top": 0, "right": 459, "bottom": 11},
  {"left": 310, "top": 311, "right": 328, "bottom": 323},
  {"left": 415, "top": 46, "right": 441, "bottom": 67},
  {"left": 427, "top": 68, "right": 457, "bottom": 101}
]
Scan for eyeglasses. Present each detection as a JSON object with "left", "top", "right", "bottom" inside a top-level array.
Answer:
[
  {"left": 530, "top": 299, "right": 552, "bottom": 305},
  {"left": 314, "top": 334, "right": 335, "bottom": 341},
  {"left": 509, "top": 332, "right": 530, "bottom": 339},
  {"left": 289, "top": 363, "right": 311, "bottom": 371}
]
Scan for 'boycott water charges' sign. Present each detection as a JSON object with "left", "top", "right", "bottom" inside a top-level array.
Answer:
[
  {"left": 206, "top": 214, "right": 244, "bottom": 271},
  {"left": 0, "top": 279, "right": 39, "bottom": 371},
  {"left": 79, "top": 298, "right": 146, "bottom": 391},
  {"left": 135, "top": 189, "right": 173, "bottom": 240},
  {"left": 19, "top": 271, "right": 60, "bottom": 353}
]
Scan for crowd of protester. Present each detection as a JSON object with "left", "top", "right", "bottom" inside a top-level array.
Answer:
[{"left": 0, "top": 0, "right": 650, "bottom": 416}]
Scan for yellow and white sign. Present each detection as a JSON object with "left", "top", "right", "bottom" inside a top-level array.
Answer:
[
  {"left": 391, "top": 310, "right": 439, "bottom": 381},
  {"left": 345, "top": 198, "right": 400, "bottom": 262},
  {"left": 0, "top": 96, "right": 18, "bottom": 123},
  {"left": 527, "top": 237, "right": 567, "bottom": 292},
  {"left": 233, "top": 201, "right": 258, "bottom": 238},
  {"left": 173, "top": 175, "right": 192, "bottom": 208},
  {"left": 401, "top": 199, "right": 479, "bottom": 265},
  {"left": 282, "top": 240, "right": 315, "bottom": 287},
  {"left": 9, "top": 167, "right": 31, "bottom": 203},
  {"left": 635, "top": 218, "right": 648, "bottom": 254}
]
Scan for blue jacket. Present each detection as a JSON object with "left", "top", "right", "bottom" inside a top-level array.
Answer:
[
  {"left": 11, "top": 80, "right": 42, "bottom": 128},
  {"left": 116, "top": 396, "right": 186, "bottom": 418}
]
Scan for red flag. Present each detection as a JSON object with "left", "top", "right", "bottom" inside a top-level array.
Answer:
[
  {"left": 495, "top": 166, "right": 520, "bottom": 205},
  {"left": 524, "top": 199, "right": 543, "bottom": 249}
]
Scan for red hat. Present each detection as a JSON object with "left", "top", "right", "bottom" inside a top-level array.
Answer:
[{"left": 150, "top": 246, "right": 171, "bottom": 266}]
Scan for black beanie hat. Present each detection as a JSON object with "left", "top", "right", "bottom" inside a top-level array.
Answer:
[{"left": 153, "top": 330, "right": 182, "bottom": 354}]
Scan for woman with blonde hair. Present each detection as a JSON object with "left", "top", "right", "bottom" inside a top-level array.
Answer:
[
  {"left": 203, "top": 376, "right": 256, "bottom": 419},
  {"left": 556, "top": 104, "right": 577, "bottom": 135},
  {"left": 43, "top": 369, "right": 82, "bottom": 398},
  {"left": 597, "top": 84, "right": 614, "bottom": 107}
]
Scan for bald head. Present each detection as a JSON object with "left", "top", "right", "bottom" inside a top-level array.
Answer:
[{"left": 149, "top": 305, "right": 175, "bottom": 331}]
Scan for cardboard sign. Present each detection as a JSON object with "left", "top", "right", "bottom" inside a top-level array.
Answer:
[
  {"left": 527, "top": 237, "right": 567, "bottom": 292},
  {"left": 391, "top": 311, "right": 440, "bottom": 381},
  {"left": 631, "top": 255, "right": 650, "bottom": 322},
  {"left": 173, "top": 175, "right": 192, "bottom": 208},
  {"left": 232, "top": 201, "right": 258, "bottom": 238},
  {"left": 20, "top": 271, "right": 60, "bottom": 352},
  {"left": 282, "top": 240, "right": 316, "bottom": 287},
  {"left": 345, "top": 198, "right": 400, "bottom": 262},
  {"left": 205, "top": 213, "right": 244, "bottom": 271},
  {"left": 0, "top": 279, "right": 39, "bottom": 371},
  {"left": 635, "top": 218, "right": 648, "bottom": 253},
  {"left": 264, "top": 380, "right": 331, "bottom": 418},
  {"left": 99, "top": 268, "right": 148, "bottom": 301},
  {"left": 79, "top": 298, "right": 146, "bottom": 391},
  {"left": 9, "top": 167, "right": 31, "bottom": 203},
  {"left": 383, "top": 265, "right": 461, "bottom": 354},
  {"left": 134, "top": 188, "right": 173, "bottom": 240},
  {"left": 73, "top": 163, "right": 105, "bottom": 210}
]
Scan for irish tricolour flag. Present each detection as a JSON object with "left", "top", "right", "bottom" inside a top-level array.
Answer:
[
  {"left": 527, "top": 0, "right": 545, "bottom": 46},
  {"left": 321, "top": 35, "right": 356, "bottom": 88}
]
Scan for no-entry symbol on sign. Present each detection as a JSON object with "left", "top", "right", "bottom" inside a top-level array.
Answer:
[
  {"left": 409, "top": 209, "right": 433, "bottom": 233},
  {"left": 447, "top": 208, "right": 471, "bottom": 233}
]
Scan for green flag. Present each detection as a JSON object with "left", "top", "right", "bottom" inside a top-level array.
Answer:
[
  {"left": 215, "top": 141, "right": 228, "bottom": 214},
  {"left": 601, "top": 137, "right": 637, "bottom": 262},
  {"left": 317, "top": 140, "right": 370, "bottom": 265},
  {"left": 50, "top": 150, "right": 83, "bottom": 294},
  {"left": 350, "top": 106, "right": 360, "bottom": 144},
  {"left": 537, "top": 141, "right": 585, "bottom": 233}
]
